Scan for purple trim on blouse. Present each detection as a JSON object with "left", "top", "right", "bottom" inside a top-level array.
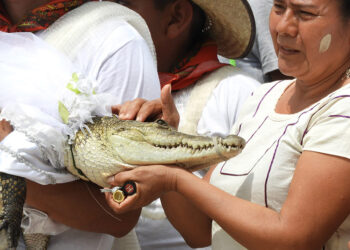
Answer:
[
  {"left": 264, "top": 105, "right": 317, "bottom": 207},
  {"left": 237, "top": 123, "right": 242, "bottom": 136},
  {"left": 331, "top": 95, "right": 350, "bottom": 99},
  {"left": 219, "top": 85, "right": 350, "bottom": 207},
  {"left": 246, "top": 116, "right": 268, "bottom": 144},
  {"left": 219, "top": 116, "right": 269, "bottom": 176},
  {"left": 300, "top": 95, "right": 350, "bottom": 144},
  {"left": 329, "top": 115, "right": 350, "bottom": 119},
  {"left": 220, "top": 139, "right": 277, "bottom": 176},
  {"left": 253, "top": 81, "right": 281, "bottom": 118}
]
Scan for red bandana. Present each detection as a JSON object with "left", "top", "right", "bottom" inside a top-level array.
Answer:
[
  {"left": 159, "top": 41, "right": 228, "bottom": 91},
  {"left": 0, "top": 0, "right": 94, "bottom": 33}
]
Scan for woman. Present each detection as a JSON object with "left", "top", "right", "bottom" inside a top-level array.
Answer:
[{"left": 106, "top": 0, "right": 350, "bottom": 249}]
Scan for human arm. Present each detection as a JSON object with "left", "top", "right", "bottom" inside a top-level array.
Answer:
[
  {"left": 105, "top": 150, "right": 350, "bottom": 249},
  {"left": 25, "top": 179, "right": 141, "bottom": 237},
  {"left": 21, "top": 22, "right": 161, "bottom": 233}
]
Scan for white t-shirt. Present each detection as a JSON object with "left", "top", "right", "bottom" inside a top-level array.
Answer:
[
  {"left": 206, "top": 80, "right": 350, "bottom": 249},
  {"left": 0, "top": 20, "right": 160, "bottom": 184},
  {"left": 0, "top": 16, "right": 160, "bottom": 250},
  {"left": 135, "top": 71, "right": 260, "bottom": 250}
]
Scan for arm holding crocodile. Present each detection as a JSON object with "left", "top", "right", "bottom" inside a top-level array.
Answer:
[
  {"left": 0, "top": 120, "right": 140, "bottom": 238},
  {"left": 104, "top": 76, "right": 350, "bottom": 249},
  {"left": 25, "top": 85, "right": 178, "bottom": 235},
  {"left": 25, "top": 180, "right": 141, "bottom": 237},
  {"left": 106, "top": 151, "right": 350, "bottom": 249}
]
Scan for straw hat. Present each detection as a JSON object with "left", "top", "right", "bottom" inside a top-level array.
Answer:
[
  {"left": 41, "top": 2, "right": 157, "bottom": 64},
  {"left": 192, "top": 0, "right": 255, "bottom": 59}
]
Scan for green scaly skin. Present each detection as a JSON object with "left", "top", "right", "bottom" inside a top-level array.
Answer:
[
  {"left": 1, "top": 116, "right": 246, "bottom": 249},
  {"left": 66, "top": 116, "right": 245, "bottom": 187},
  {"left": 0, "top": 173, "right": 25, "bottom": 250}
]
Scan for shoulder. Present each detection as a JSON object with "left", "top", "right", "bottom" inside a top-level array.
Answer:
[
  {"left": 87, "top": 19, "right": 148, "bottom": 52},
  {"left": 311, "top": 84, "right": 350, "bottom": 121},
  {"left": 216, "top": 68, "right": 261, "bottom": 93},
  {"left": 302, "top": 84, "right": 350, "bottom": 160}
]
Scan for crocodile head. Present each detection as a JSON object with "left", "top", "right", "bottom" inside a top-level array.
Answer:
[{"left": 67, "top": 116, "right": 245, "bottom": 186}]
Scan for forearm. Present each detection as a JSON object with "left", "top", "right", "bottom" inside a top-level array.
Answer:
[
  {"left": 26, "top": 180, "right": 141, "bottom": 237},
  {"left": 171, "top": 168, "right": 318, "bottom": 250},
  {"left": 161, "top": 191, "right": 212, "bottom": 248}
]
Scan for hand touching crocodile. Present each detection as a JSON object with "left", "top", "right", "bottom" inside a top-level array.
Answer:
[{"left": 0, "top": 115, "right": 245, "bottom": 249}]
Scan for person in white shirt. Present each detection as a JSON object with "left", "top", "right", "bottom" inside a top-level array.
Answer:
[
  {"left": 111, "top": 1, "right": 259, "bottom": 249},
  {"left": 106, "top": 0, "right": 350, "bottom": 249},
  {"left": 0, "top": 1, "right": 160, "bottom": 249}
]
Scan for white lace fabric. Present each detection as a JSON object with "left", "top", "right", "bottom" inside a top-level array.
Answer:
[{"left": 0, "top": 32, "right": 114, "bottom": 184}]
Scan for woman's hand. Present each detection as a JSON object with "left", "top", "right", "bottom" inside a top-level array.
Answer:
[
  {"left": 105, "top": 165, "right": 181, "bottom": 214},
  {"left": 0, "top": 119, "right": 13, "bottom": 141},
  {"left": 112, "top": 84, "right": 180, "bottom": 128}
]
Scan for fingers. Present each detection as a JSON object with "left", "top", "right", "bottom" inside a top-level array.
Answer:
[
  {"left": 0, "top": 119, "right": 13, "bottom": 141},
  {"left": 136, "top": 99, "right": 162, "bottom": 122},
  {"left": 111, "top": 98, "right": 147, "bottom": 120},
  {"left": 105, "top": 191, "right": 138, "bottom": 214},
  {"left": 111, "top": 98, "right": 163, "bottom": 122},
  {"left": 160, "top": 84, "right": 179, "bottom": 128},
  {"left": 105, "top": 170, "right": 143, "bottom": 213},
  {"left": 107, "top": 170, "right": 133, "bottom": 187},
  {"left": 110, "top": 84, "right": 178, "bottom": 125}
]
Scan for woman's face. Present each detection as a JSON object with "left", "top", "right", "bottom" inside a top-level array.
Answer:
[{"left": 269, "top": 0, "right": 350, "bottom": 82}]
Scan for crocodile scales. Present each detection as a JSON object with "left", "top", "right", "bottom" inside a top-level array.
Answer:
[{"left": 0, "top": 116, "right": 245, "bottom": 249}]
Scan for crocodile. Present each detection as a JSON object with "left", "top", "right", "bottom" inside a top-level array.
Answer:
[{"left": 0, "top": 116, "right": 245, "bottom": 249}]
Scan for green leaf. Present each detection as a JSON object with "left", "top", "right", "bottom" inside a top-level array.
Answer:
[
  {"left": 58, "top": 101, "right": 70, "bottom": 124},
  {"left": 66, "top": 83, "right": 82, "bottom": 95},
  {"left": 72, "top": 72, "right": 79, "bottom": 83}
]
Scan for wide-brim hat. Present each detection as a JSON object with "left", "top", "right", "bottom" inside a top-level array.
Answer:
[{"left": 192, "top": 0, "right": 255, "bottom": 59}]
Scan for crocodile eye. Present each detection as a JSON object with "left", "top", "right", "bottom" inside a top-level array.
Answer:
[{"left": 155, "top": 119, "right": 168, "bottom": 127}]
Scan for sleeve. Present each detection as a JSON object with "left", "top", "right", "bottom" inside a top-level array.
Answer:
[
  {"left": 303, "top": 96, "right": 350, "bottom": 160},
  {"left": 0, "top": 131, "right": 78, "bottom": 185},
  {"left": 251, "top": 0, "right": 278, "bottom": 75},
  {"left": 0, "top": 22, "right": 161, "bottom": 185},
  {"left": 197, "top": 73, "right": 260, "bottom": 137},
  {"left": 74, "top": 21, "right": 161, "bottom": 104}
]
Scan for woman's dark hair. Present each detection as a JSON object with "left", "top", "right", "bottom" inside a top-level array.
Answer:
[
  {"left": 153, "top": 0, "right": 207, "bottom": 50},
  {"left": 339, "top": 0, "right": 350, "bottom": 21}
]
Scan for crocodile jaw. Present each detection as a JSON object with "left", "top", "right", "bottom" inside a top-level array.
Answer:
[
  {"left": 66, "top": 117, "right": 245, "bottom": 187},
  {"left": 109, "top": 133, "right": 244, "bottom": 170}
]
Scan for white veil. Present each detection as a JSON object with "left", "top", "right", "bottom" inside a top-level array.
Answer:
[{"left": 0, "top": 32, "right": 115, "bottom": 183}]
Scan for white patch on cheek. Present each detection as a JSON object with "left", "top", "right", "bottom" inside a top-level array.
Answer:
[{"left": 319, "top": 34, "right": 332, "bottom": 53}]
